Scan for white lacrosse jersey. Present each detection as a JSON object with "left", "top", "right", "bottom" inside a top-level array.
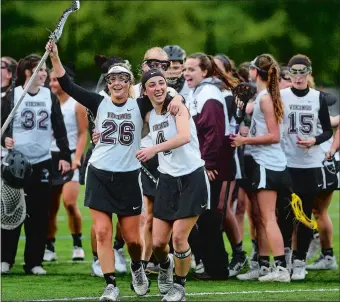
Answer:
[
  {"left": 249, "top": 89, "right": 287, "bottom": 171},
  {"left": 89, "top": 97, "right": 143, "bottom": 172},
  {"left": 282, "top": 87, "right": 324, "bottom": 168},
  {"left": 149, "top": 110, "right": 204, "bottom": 177},
  {"left": 50, "top": 97, "right": 78, "bottom": 152},
  {"left": 12, "top": 86, "right": 52, "bottom": 164}
]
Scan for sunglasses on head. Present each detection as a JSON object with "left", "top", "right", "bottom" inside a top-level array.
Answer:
[
  {"left": 142, "top": 59, "right": 170, "bottom": 71},
  {"left": 104, "top": 72, "right": 131, "bottom": 84},
  {"left": 288, "top": 66, "right": 312, "bottom": 77}
]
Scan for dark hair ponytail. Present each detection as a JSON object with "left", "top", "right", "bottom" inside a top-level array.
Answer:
[{"left": 15, "top": 54, "right": 41, "bottom": 87}]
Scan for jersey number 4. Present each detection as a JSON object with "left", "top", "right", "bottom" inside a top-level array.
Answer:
[
  {"left": 156, "top": 130, "right": 172, "bottom": 156},
  {"left": 288, "top": 112, "right": 314, "bottom": 135},
  {"left": 100, "top": 120, "right": 135, "bottom": 146},
  {"left": 21, "top": 109, "right": 49, "bottom": 130}
]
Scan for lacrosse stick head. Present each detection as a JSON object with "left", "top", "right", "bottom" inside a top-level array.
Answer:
[
  {"left": 232, "top": 82, "right": 256, "bottom": 104},
  {"left": 50, "top": 0, "right": 80, "bottom": 42},
  {"left": 1, "top": 149, "right": 32, "bottom": 189},
  {"left": 291, "top": 193, "right": 318, "bottom": 230},
  {"left": 1, "top": 179, "right": 26, "bottom": 230},
  {"left": 323, "top": 153, "right": 339, "bottom": 175}
]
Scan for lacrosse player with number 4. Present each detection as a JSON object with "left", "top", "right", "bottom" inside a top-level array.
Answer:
[{"left": 46, "top": 40, "right": 184, "bottom": 301}]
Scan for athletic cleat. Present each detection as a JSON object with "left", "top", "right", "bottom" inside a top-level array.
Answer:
[
  {"left": 306, "top": 233, "right": 321, "bottom": 260},
  {"left": 158, "top": 255, "right": 174, "bottom": 295},
  {"left": 291, "top": 259, "right": 307, "bottom": 280},
  {"left": 162, "top": 283, "right": 186, "bottom": 301},
  {"left": 92, "top": 259, "right": 104, "bottom": 277},
  {"left": 43, "top": 249, "right": 57, "bottom": 262},
  {"left": 306, "top": 254, "right": 338, "bottom": 270},
  {"left": 114, "top": 248, "right": 127, "bottom": 273},
  {"left": 145, "top": 261, "right": 160, "bottom": 274},
  {"left": 28, "top": 266, "right": 47, "bottom": 275},
  {"left": 130, "top": 264, "right": 149, "bottom": 296},
  {"left": 258, "top": 265, "right": 290, "bottom": 282},
  {"left": 72, "top": 246, "right": 85, "bottom": 261},
  {"left": 284, "top": 247, "right": 293, "bottom": 272},
  {"left": 194, "top": 260, "right": 205, "bottom": 274},
  {"left": 99, "top": 284, "right": 120, "bottom": 301},
  {"left": 1, "top": 262, "right": 10, "bottom": 274},
  {"left": 237, "top": 263, "right": 270, "bottom": 280},
  {"left": 228, "top": 252, "right": 248, "bottom": 277}
]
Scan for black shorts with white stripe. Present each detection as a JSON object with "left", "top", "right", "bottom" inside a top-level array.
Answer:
[
  {"left": 247, "top": 156, "right": 291, "bottom": 194},
  {"left": 288, "top": 167, "right": 324, "bottom": 196},
  {"left": 320, "top": 163, "right": 339, "bottom": 192},
  {"left": 154, "top": 167, "right": 210, "bottom": 221},
  {"left": 84, "top": 164, "right": 143, "bottom": 216}
]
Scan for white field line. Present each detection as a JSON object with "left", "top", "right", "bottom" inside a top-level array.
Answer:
[{"left": 22, "top": 288, "right": 340, "bottom": 302}]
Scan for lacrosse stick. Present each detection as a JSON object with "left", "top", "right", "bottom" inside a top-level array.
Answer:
[
  {"left": 141, "top": 164, "right": 158, "bottom": 184},
  {"left": 220, "top": 82, "right": 256, "bottom": 231},
  {"left": 1, "top": 0, "right": 80, "bottom": 136}
]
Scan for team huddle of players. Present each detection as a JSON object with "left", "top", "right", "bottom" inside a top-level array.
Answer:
[{"left": 1, "top": 40, "right": 339, "bottom": 302}]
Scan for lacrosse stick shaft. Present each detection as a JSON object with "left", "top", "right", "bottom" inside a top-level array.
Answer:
[
  {"left": 1, "top": 0, "right": 80, "bottom": 137},
  {"left": 1, "top": 50, "right": 50, "bottom": 136},
  {"left": 141, "top": 164, "right": 157, "bottom": 184}
]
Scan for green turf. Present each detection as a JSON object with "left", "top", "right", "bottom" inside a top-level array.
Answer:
[{"left": 1, "top": 189, "right": 339, "bottom": 301}]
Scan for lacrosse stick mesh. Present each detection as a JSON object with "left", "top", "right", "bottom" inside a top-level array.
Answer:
[{"left": 1, "top": 180, "right": 26, "bottom": 230}]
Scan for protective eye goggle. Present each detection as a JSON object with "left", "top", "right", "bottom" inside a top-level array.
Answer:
[
  {"left": 104, "top": 72, "right": 131, "bottom": 84},
  {"left": 142, "top": 59, "right": 170, "bottom": 71},
  {"left": 288, "top": 66, "right": 312, "bottom": 77}
]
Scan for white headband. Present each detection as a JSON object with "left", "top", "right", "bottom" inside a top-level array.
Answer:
[{"left": 107, "top": 65, "right": 132, "bottom": 76}]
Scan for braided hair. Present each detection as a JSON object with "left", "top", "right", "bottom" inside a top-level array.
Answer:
[{"left": 253, "top": 54, "right": 283, "bottom": 123}]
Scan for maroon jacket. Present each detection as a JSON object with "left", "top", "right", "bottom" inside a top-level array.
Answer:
[{"left": 193, "top": 99, "right": 225, "bottom": 171}]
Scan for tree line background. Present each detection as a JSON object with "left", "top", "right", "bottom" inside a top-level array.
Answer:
[{"left": 2, "top": 0, "right": 340, "bottom": 90}]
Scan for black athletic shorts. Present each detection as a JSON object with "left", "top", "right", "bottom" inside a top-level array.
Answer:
[
  {"left": 288, "top": 167, "right": 326, "bottom": 196},
  {"left": 84, "top": 164, "right": 143, "bottom": 216},
  {"left": 141, "top": 156, "right": 159, "bottom": 198},
  {"left": 154, "top": 167, "right": 210, "bottom": 221},
  {"left": 237, "top": 155, "right": 253, "bottom": 195},
  {"left": 51, "top": 151, "right": 74, "bottom": 186},
  {"left": 80, "top": 145, "right": 94, "bottom": 185},
  {"left": 320, "top": 163, "right": 340, "bottom": 192},
  {"left": 246, "top": 156, "right": 291, "bottom": 194}
]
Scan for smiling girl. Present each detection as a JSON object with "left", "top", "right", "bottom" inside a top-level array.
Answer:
[{"left": 136, "top": 69, "right": 209, "bottom": 301}]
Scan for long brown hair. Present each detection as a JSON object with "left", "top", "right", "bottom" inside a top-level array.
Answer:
[
  {"left": 1, "top": 56, "right": 18, "bottom": 91},
  {"left": 253, "top": 54, "right": 283, "bottom": 123},
  {"left": 188, "top": 53, "right": 239, "bottom": 90},
  {"left": 15, "top": 54, "right": 41, "bottom": 87}
]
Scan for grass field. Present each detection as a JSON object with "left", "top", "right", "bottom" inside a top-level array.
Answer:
[{"left": 1, "top": 188, "right": 339, "bottom": 301}]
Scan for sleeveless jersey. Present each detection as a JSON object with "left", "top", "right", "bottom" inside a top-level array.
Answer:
[
  {"left": 12, "top": 86, "right": 52, "bottom": 164},
  {"left": 149, "top": 110, "right": 204, "bottom": 177},
  {"left": 249, "top": 89, "right": 287, "bottom": 171},
  {"left": 50, "top": 97, "right": 78, "bottom": 152},
  {"left": 282, "top": 87, "right": 324, "bottom": 168},
  {"left": 89, "top": 97, "right": 143, "bottom": 172}
]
